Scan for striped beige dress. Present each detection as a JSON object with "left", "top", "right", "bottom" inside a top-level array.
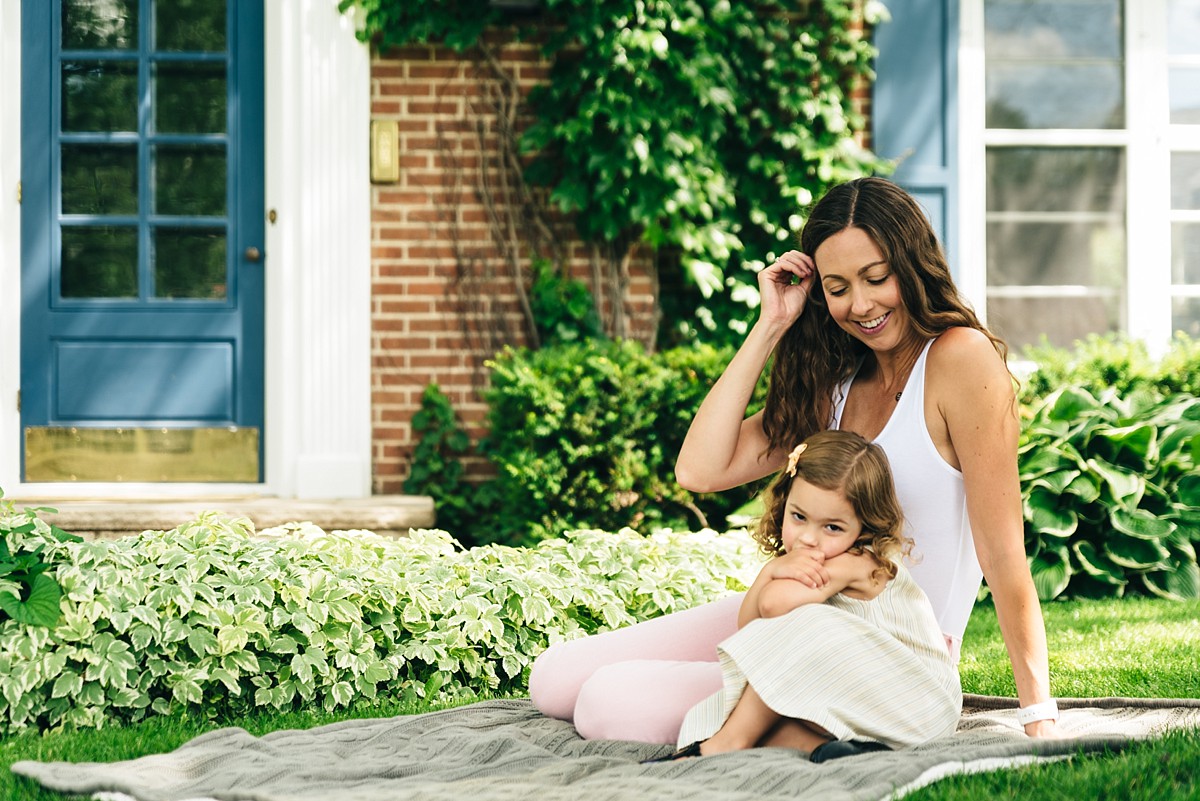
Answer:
[{"left": 676, "top": 561, "right": 962, "bottom": 749}]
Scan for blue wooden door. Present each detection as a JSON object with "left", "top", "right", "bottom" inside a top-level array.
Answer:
[{"left": 21, "top": 0, "right": 264, "bottom": 482}]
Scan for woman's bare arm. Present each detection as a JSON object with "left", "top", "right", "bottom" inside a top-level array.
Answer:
[
  {"left": 676, "top": 252, "right": 816, "bottom": 493},
  {"left": 933, "top": 328, "right": 1059, "bottom": 738}
]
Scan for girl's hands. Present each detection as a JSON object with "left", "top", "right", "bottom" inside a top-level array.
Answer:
[
  {"left": 766, "top": 547, "right": 830, "bottom": 589},
  {"left": 758, "top": 250, "right": 816, "bottom": 329}
]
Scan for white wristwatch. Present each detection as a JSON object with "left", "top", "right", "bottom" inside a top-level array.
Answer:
[{"left": 1015, "top": 699, "right": 1059, "bottom": 726}]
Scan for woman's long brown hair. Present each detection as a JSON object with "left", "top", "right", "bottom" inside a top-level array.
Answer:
[{"left": 761, "top": 177, "right": 1010, "bottom": 454}]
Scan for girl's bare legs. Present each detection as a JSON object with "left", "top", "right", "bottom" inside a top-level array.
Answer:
[{"left": 700, "top": 685, "right": 832, "bottom": 755}]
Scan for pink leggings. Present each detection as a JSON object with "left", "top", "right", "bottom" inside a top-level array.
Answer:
[{"left": 528, "top": 594, "right": 743, "bottom": 744}]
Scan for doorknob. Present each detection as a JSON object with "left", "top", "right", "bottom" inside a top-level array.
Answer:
[{"left": 244, "top": 246, "right": 262, "bottom": 262}]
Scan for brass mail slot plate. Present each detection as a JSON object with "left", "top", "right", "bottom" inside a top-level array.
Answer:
[{"left": 25, "top": 427, "right": 260, "bottom": 483}]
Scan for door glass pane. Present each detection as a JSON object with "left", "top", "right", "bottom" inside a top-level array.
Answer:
[
  {"left": 153, "top": 62, "right": 226, "bottom": 133},
  {"left": 61, "top": 226, "right": 138, "bottom": 298},
  {"left": 1172, "top": 223, "right": 1200, "bottom": 284},
  {"left": 156, "top": 0, "right": 226, "bottom": 52},
  {"left": 1172, "top": 152, "right": 1200, "bottom": 210},
  {"left": 154, "top": 145, "right": 226, "bottom": 215},
  {"left": 61, "top": 60, "right": 138, "bottom": 132},
  {"left": 154, "top": 228, "right": 227, "bottom": 299},
  {"left": 985, "top": 0, "right": 1123, "bottom": 129},
  {"left": 61, "top": 144, "right": 138, "bottom": 215},
  {"left": 62, "top": 0, "right": 138, "bottom": 50}
]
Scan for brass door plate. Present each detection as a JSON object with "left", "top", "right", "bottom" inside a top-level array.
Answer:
[{"left": 24, "top": 427, "right": 260, "bottom": 482}]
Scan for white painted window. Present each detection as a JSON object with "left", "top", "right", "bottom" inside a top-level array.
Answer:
[{"left": 963, "top": 0, "right": 1200, "bottom": 354}]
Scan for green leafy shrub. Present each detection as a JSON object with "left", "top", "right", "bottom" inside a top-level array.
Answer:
[
  {"left": 404, "top": 384, "right": 474, "bottom": 537},
  {"left": 0, "top": 513, "right": 761, "bottom": 735},
  {"left": 1019, "top": 332, "right": 1200, "bottom": 406},
  {"left": 476, "top": 339, "right": 763, "bottom": 546},
  {"left": 0, "top": 492, "right": 79, "bottom": 628},
  {"left": 1019, "top": 388, "right": 1200, "bottom": 601},
  {"left": 1158, "top": 333, "right": 1200, "bottom": 397},
  {"left": 528, "top": 258, "right": 602, "bottom": 347}
]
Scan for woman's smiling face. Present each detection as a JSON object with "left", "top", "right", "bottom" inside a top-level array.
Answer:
[{"left": 815, "top": 227, "right": 910, "bottom": 351}]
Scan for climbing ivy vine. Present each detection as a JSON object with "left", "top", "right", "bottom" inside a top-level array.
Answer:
[{"left": 338, "top": 0, "right": 890, "bottom": 342}]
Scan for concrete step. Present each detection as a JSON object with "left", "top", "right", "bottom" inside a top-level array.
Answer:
[{"left": 6, "top": 495, "right": 437, "bottom": 540}]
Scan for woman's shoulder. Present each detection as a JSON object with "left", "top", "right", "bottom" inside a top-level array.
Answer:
[
  {"left": 927, "top": 327, "right": 1011, "bottom": 385},
  {"left": 929, "top": 326, "right": 1000, "bottom": 359}
]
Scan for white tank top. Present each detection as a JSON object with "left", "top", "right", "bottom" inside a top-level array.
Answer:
[{"left": 832, "top": 337, "right": 982, "bottom": 658}]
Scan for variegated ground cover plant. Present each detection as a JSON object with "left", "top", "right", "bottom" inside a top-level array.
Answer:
[
  {"left": 0, "top": 515, "right": 762, "bottom": 735},
  {"left": 1020, "top": 389, "right": 1200, "bottom": 601}
]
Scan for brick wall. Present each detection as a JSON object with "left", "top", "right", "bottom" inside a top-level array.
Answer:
[
  {"left": 368, "top": 15, "right": 872, "bottom": 496},
  {"left": 369, "top": 41, "right": 658, "bottom": 494}
]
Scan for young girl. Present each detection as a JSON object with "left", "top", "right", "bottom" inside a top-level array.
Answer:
[{"left": 651, "top": 430, "right": 961, "bottom": 762}]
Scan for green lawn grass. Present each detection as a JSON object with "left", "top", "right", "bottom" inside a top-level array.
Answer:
[{"left": 3, "top": 597, "right": 1199, "bottom": 800}]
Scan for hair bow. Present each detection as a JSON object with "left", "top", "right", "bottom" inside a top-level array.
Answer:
[{"left": 785, "top": 442, "right": 807, "bottom": 477}]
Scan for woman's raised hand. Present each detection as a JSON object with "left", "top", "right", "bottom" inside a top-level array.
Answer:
[{"left": 758, "top": 250, "right": 816, "bottom": 329}]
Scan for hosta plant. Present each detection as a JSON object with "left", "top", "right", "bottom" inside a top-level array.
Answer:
[
  {"left": 1019, "top": 388, "right": 1200, "bottom": 601},
  {"left": 0, "top": 491, "right": 79, "bottom": 628},
  {"left": 0, "top": 514, "right": 762, "bottom": 735}
]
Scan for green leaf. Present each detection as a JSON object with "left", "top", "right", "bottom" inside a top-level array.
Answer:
[
  {"left": 1062, "top": 473, "right": 1101, "bottom": 503},
  {"left": 1025, "top": 488, "right": 1077, "bottom": 538},
  {"left": 1085, "top": 458, "right": 1144, "bottom": 504},
  {"left": 0, "top": 573, "right": 63, "bottom": 627},
  {"left": 1029, "top": 470, "right": 1080, "bottom": 495},
  {"left": 51, "top": 671, "right": 83, "bottom": 700},
  {"left": 1071, "top": 541, "right": 1125, "bottom": 585},
  {"left": 1104, "top": 533, "right": 1171, "bottom": 569},
  {"left": 1141, "top": 556, "right": 1200, "bottom": 601},
  {"left": 1091, "top": 423, "right": 1157, "bottom": 467},
  {"left": 1110, "top": 508, "right": 1176, "bottom": 540},
  {"left": 1029, "top": 548, "right": 1071, "bottom": 600},
  {"left": 1047, "top": 387, "right": 1103, "bottom": 421},
  {"left": 171, "top": 678, "right": 203, "bottom": 706}
]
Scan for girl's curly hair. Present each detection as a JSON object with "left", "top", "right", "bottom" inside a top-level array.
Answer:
[{"left": 754, "top": 430, "right": 912, "bottom": 583}]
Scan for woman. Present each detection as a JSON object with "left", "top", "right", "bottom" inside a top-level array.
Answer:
[{"left": 529, "top": 177, "right": 1060, "bottom": 745}]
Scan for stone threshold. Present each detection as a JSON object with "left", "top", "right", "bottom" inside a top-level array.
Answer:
[{"left": 6, "top": 495, "right": 436, "bottom": 541}]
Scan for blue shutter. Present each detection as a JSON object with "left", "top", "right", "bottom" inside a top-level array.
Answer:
[{"left": 872, "top": 0, "right": 960, "bottom": 276}]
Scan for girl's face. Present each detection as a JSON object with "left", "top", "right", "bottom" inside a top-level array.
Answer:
[
  {"left": 814, "top": 227, "right": 911, "bottom": 352},
  {"left": 781, "top": 477, "right": 863, "bottom": 559}
]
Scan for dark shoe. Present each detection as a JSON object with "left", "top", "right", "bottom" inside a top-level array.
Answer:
[
  {"left": 810, "top": 739, "right": 893, "bottom": 763},
  {"left": 641, "top": 740, "right": 704, "bottom": 763}
]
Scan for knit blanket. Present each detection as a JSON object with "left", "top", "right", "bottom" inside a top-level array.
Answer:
[{"left": 13, "top": 695, "right": 1200, "bottom": 801}]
